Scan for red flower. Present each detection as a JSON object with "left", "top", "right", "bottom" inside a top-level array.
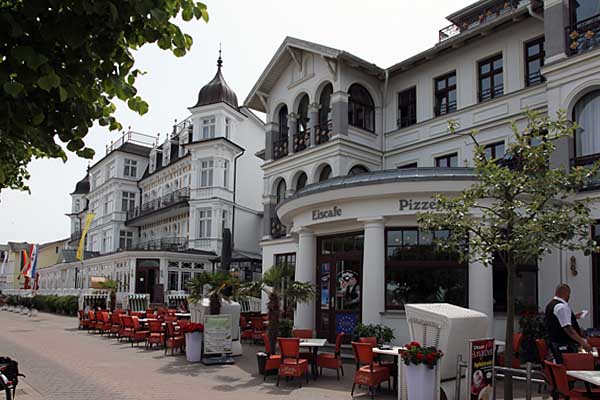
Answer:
[
  {"left": 416, "top": 353, "right": 424, "bottom": 361},
  {"left": 426, "top": 353, "right": 435, "bottom": 361},
  {"left": 410, "top": 341, "right": 421, "bottom": 348},
  {"left": 181, "top": 322, "right": 204, "bottom": 334}
]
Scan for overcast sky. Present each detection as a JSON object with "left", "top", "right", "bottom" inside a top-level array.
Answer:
[{"left": 0, "top": 0, "right": 473, "bottom": 244}]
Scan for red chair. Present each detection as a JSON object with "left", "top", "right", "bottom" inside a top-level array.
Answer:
[
  {"left": 147, "top": 320, "right": 165, "bottom": 350},
  {"left": 277, "top": 338, "right": 309, "bottom": 387},
  {"left": 96, "top": 311, "right": 111, "bottom": 335},
  {"left": 165, "top": 322, "right": 185, "bottom": 356},
  {"left": 131, "top": 316, "right": 149, "bottom": 347},
  {"left": 352, "top": 342, "right": 391, "bottom": 399},
  {"left": 262, "top": 333, "right": 281, "bottom": 381},
  {"left": 87, "top": 310, "right": 97, "bottom": 334},
  {"left": 251, "top": 317, "right": 266, "bottom": 344},
  {"left": 497, "top": 333, "right": 523, "bottom": 368},
  {"left": 240, "top": 316, "right": 253, "bottom": 343},
  {"left": 359, "top": 337, "right": 394, "bottom": 371},
  {"left": 588, "top": 337, "right": 600, "bottom": 348},
  {"left": 545, "top": 360, "right": 593, "bottom": 400},
  {"left": 164, "top": 314, "right": 177, "bottom": 324},
  {"left": 359, "top": 337, "right": 378, "bottom": 347},
  {"left": 293, "top": 329, "right": 315, "bottom": 362},
  {"left": 119, "top": 315, "right": 134, "bottom": 343},
  {"left": 130, "top": 311, "right": 144, "bottom": 318},
  {"left": 145, "top": 308, "right": 156, "bottom": 319},
  {"left": 110, "top": 313, "right": 121, "bottom": 337},
  {"left": 78, "top": 310, "right": 91, "bottom": 330},
  {"left": 317, "top": 332, "right": 345, "bottom": 379}
]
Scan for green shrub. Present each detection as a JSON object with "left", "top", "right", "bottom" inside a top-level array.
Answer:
[
  {"left": 353, "top": 323, "right": 395, "bottom": 344},
  {"left": 10, "top": 295, "right": 79, "bottom": 316}
]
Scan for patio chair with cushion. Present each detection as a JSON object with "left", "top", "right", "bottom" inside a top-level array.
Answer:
[
  {"left": 146, "top": 320, "right": 165, "bottom": 350},
  {"left": 145, "top": 308, "right": 156, "bottom": 319},
  {"left": 317, "top": 332, "right": 345, "bottom": 379},
  {"left": 78, "top": 310, "right": 91, "bottom": 330},
  {"left": 119, "top": 315, "right": 135, "bottom": 343},
  {"left": 535, "top": 339, "right": 557, "bottom": 399},
  {"left": 545, "top": 360, "right": 595, "bottom": 400},
  {"left": 251, "top": 317, "right": 266, "bottom": 344},
  {"left": 131, "top": 316, "right": 150, "bottom": 347},
  {"left": 497, "top": 333, "right": 523, "bottom": 368},
  {"left": 110, "top": 313, "right": 121, "bottom": 337},
  {"left": 240, "top": 316, "right": 253, "bottom": 343},
  {"left": 262, "top": 333, "right": 281, "bottom": 381},
  {"left": 359, "top": 337, "right": 394, "bottom": 372},
  {"left": 293, "top": 329, "right": 315, "bottom": 363},
  {"left": 96, "top": 311, "right": 111, "bottom": 335},
  {"left": 165, "top": 322, "right": 185, "bottom": 356},
  {"left": 277, "top": 337, "right": 309, "bottom": 387},
  {"left": 130, "top": 311, "right": 144, "bottom": 318},
  {"left": 587, "top": 336, "right": 600, "bottom": 348},
  {"left": 352, "top": 342, "right": 391, "bottom": 399},
  {"left": 87, "top": 310, "right": 97, "bottom": 334}
]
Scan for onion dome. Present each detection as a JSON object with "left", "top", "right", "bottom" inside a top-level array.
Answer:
[
  {"left": 72, "top": 173, "right": 90, "bottom": 195},
  {"left": 193, "top": 50, "right": 238, "bottom": 109}
]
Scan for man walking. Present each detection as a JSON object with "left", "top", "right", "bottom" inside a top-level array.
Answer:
[{"left": 544, "top": 284, "right": 590, "bottom": 363}]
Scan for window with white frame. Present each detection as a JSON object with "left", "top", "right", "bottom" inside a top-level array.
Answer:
[
  {"left": 101, "top": 231, "right": 111, "bottom": 252},
  {"left": 119, "top": 231, "right": 133, "bottom": 250},
  {"left": 103, "top": 195, "right": 113, "bottom": 215},
  {"left": 225, "top": 118, "right": 231, "bottom": 138},
  {"left": 200, "top": 160, "right": 214, "bottom": 187},
  {"left": 222, "top": 210, "right": 229, "bottom": 231},
  {"left": 122, "top": 191, "right": 136, "bottom": 212},
  {"left": 75, "top": 199, "right": 80, "bottom": 212},
  {"left": 223, "top": 160, "right": 229, "bottom": 189},
  {"left": 124, "top": 159, "right": 137, "bottom": 178},
  {"left": 92, "top": 172, "right": 101, "bottom": 189},
  {"left": 198, "top": 209, "right": 212, "bottom": 238},
  {"left": 202, "top": 116, "right": 216, "bottom": 139},
  {"left": 107, "top": 161, "right": 116, "bottom": 180}
]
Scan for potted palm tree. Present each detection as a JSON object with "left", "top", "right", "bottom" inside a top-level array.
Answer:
[
  {"left": 187, "top": 271, "right": 240, "bottom": 315},
  {"left": 240, "top": 263, "right": 315, "bottom": 352},
  {"left": 98, "top": 279, "right": 119, "bottom": 311}
]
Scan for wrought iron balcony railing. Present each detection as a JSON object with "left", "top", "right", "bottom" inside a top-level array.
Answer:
[
  {"left": 315, "top": 120, "right": 333, "bottom": 145},
  {"left": 270, "top": 216, "right": 286, "bottom": 239},
  {"left": 293, "top": 129, "right": 311, "bottom": 153},
  {"left": 127, "top": 187, "right": 190, "bottom": 220},
  {"left": 131, "top": 237, "right": 188, "bottom": 251},
  {"left": 566, "top": 13, "right": 600, "bottom": 56},
  {"left": 273, "top": 137, "right": 289, "bottom": 160}
]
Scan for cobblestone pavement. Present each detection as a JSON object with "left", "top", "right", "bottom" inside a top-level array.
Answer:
[{"left": 0, "top": 311, "right": 386, "bottom": 400}]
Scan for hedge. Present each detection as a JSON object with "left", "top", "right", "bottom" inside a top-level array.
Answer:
[{"left": 5, "top": 295, "right": 78, "bottom": 316}]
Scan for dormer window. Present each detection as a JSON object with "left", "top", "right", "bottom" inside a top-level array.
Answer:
[
  {"left": 202, "top": 116, "right": 216, "bottom": 139},
  {"left": 163, "top": 142, "right": 171, "bottom": 166},
  {"left": 124, "top": 159, "right": 137, "bottom": 178},
  {"left": 149, "top": 152, "right": 156, "bottom": 173}
]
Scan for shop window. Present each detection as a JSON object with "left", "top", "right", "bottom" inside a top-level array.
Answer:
[
  {"left": 478, "top": 54, "right": 503, "bottom": 102},
  {"left": 484, "top": 141, "right": 505, "bottom": 161},
  {"left": 435, "top": 153, "right": 459, "bottom": 168},
  {"left": 348, "top": 84, "right": 375, "bottom": 132},
  {"left": 275, "top": 253, "right": 296, "bottom": 268},
  {"left": 525, "top": 37, "right": 545, "bottom": 87},
  {"left": 385, "top": 228, "right": 467, "bottom": 310},
  {"left": 397, "top": 87, "right": 416, "bottom": 128},
  {"left": 492, "top": 254, "right": 538, "bottom": 313},
  {"left": 574, "top": 90, "right": 600, "bottom": 159},
  {"left": 434, "top": 72, "right": 457, "bottom": 116},
  {"left": 348, "top": 165, "right": 369, "bottom": 176},
  {"left": 319, "top": 165, "right": 332, "bottom": 182},
  {"left": 320, "top": 235, "right": 364, "bottom": 256}
]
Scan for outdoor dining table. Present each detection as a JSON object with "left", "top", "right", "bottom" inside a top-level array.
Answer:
[
  {"left": 299, "top": 338, "right": 327, "bottom": 380},
  {"left": 567, "top": 370, "right": 600, "bottom": 398},
  {"left": 372, "top": 346, "right": 405, "bottom": 392}
]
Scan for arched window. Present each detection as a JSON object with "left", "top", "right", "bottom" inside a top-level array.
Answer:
[
  {"left": 278, "top": 105, "right": 289, "bottom": 139},
  {"left": 297, "top": 94, "right": 309, "bottom": 132},
  {"left": 296, "top": 172, "right": 308, "bottom": 191},
  {"left": 318, "top": 165, "right": 332, "bottom": 182},
  {"left": 276, "top": 179, "right": 286, "bottom": 204},
  {"left": 319, "top": 84, "right": 333, "bottom": 127},
  {"left": 348, "top": 165, "right": 369, "bottom": 176},
  {"left": 348, "top": 84, "right": 375, "bottom": 132},
  {"left": 574, "top": 91, "right": 600, "bottom": 158}
]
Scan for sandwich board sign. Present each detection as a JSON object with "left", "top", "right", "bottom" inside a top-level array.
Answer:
[
  {"left": 467, "top": 338, "right": 495, "bottom": 400},
  {"left": 202, "top": 314, "right": 234, "bottom": 365}
]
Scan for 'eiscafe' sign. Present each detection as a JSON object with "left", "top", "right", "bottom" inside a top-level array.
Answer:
[{"left": 312, "top": 206, "right": 342, "bottom": 221}]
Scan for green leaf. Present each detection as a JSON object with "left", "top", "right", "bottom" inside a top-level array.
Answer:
[
  {"left": 37, "top": 70, "right": 60, "bottom": 91},
  {"left": 76, "top": 147, "right": 95, "bottom": 159},
  {"left": 3, "top": 81, "right": 24, "bottom": 97},
  {"left": 31, "top": 113, "right": 45, "bottom": 126},
  {"left": 59, "top": 86, "right": 68, "bottom": 102},
  {"left": 173, "top": 48, "right": 186, "bottom": 57}
]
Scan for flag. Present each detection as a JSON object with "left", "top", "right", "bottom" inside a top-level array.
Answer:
[
  {"left": 76, "top": 213, "right": 95, "bottom": 261},
  {"left": 0, "top": 250, "right": 7, "bottom": 274},
  {"left": 26, "top": 244, "right": 39, "bottom": 280},
  {"left": 19, "top": 249, "right": 29, "bottom": 279}
]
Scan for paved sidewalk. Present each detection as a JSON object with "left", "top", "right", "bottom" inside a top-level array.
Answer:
[{"left": 0, "top": 311, "right": 380, "bottom": 400}]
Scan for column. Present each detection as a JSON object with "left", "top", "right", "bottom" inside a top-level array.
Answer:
[
  {"left": 287, "top": 113, "right": 297, "bottom": 155},
  {"left": 544, "top": 0, "right": 569, "bottom": 63},
  {"left": 262, "top": 200, "right": 273, "bottom": 240},
  {"left": 469, "top": 259, "right": 494, "bottom": 337},
  {"left": 331, "top": 91, "right": 349, "bottom": 136},
  {"left": 308, "top": 102, "right": 320, "bottom": 147},
  {"left": 264, "top": 122, "right": 277, "bottom": 161},
  {"left": 361, "top": 218, "right": 385, "bottom": 325},
  {"left": 294, "top": 227, "right": 316, "bottom": 330}
]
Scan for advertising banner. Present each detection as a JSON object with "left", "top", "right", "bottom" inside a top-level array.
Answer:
[
  {"left": 467, "top": 338, "right": 495, "bottom": 400},
  {"left": 203, "top": 314, "right": 233, "bottom": 355}
]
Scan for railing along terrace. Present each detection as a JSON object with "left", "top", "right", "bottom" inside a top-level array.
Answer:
[
  {"left": 438, "top": 0, "right": 521, "bottom": 42},
  {"left": 273, "top": 137, "right": 289, "bottom": 160},
  {"left": 293, "top": 129, "right": 311, "bottom": 152},
  {"left": 127, "top": 187, "right": 190, "bottom": 220},
  {"left": 567, "top": 13, "right": 600, "bottom": 56},
  {"left": 315, "top": 120, "right": 332, "bottom": 145},
  {"left": 132, "top": 237, "right": 188, "bottom": 251},
  {"left": 105, "top": 130, "right": 156, "bottom": 154},
  {"left": 270, "top": 216, "right": 287, "bottom": 239},
  {"left": 571, "top": 155, "right": 600, "bottom": 191}
]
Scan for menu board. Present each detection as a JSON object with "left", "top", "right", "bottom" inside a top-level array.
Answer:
[
  {"left": 203, "top": 314, "right": 233, "bottom": 355},
  {"left": 467, "top": 338, "right": 495, "bottom": 400}
]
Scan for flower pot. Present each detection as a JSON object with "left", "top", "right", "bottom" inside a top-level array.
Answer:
[
  {"left": 405, "top": 364, "right": 436, "bottom": 400},
  {"left": 185, "top": 332, "right": 203, "bottom": 362}
]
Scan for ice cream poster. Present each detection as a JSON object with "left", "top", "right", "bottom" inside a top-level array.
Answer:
[{"left": 467, "top": 338, "right": 495, "bottom": 400}]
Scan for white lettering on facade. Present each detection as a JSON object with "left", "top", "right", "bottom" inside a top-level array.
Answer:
[{"left": 312, "top": 206, "right": 342, "bottom": 221}]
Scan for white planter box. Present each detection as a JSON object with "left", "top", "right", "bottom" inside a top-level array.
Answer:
[
  {"left": 405, "top": 364, "right": 436, "bottom": 400},
  {"left": 185, "top": 332, "right": 203, "bottom": 362}
]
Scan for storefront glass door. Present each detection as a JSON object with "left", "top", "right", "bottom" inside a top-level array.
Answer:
[{"left": 316, "top": 233, "right": 363, "bottom": 342}]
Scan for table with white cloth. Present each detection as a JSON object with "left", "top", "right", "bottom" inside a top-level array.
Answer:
[
  {"left": 299, "top": 338, "right": 328, "bottom": 379},
  {"left": 567, "top": 370, "right": 600, "bottom": 398},
  {"left": 373, "top": 346, "right": 405, "bottom": 393}
]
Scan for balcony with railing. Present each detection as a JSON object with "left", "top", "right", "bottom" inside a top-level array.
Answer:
[
  {"left": 270, "top": 216, "right": 287, "bottom": 239},
  {"left": 293, "top": 129, "right": 311, "bottom": 153},
  {"left": 438, "top": 0, "right": 521, "bottom": 42},
  {"left": 566, "top": 14, "right": 600, "bottom": 56},
  {"left": 131, "top": 237, "right": 188, "bottom": 252},
  {"left": 273, "top": 137, "right": 289, "bottom": 160},
  {"left": 315, "top": 120, "right": 333, "bottom": 145},
  {"left": 126, "top": 187, "right": 190, "bottom": 222}
]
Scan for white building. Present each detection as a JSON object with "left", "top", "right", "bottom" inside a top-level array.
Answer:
[
  {"left": 38, "top": 54, "right": 265, "bottom": 304},
  {"left": 246, "top": 0, "right": 600, "bottom": 344}
]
